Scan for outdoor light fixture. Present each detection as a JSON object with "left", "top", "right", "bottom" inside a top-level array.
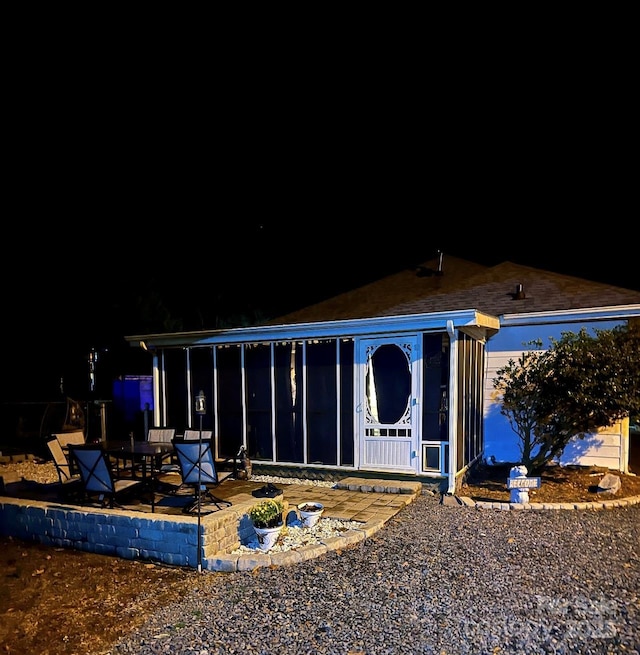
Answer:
[
  {"left": 88, "top": 348, "right": 98, "bottom": 393},
  {"left": 195, "top": 390, "right": 207, "bottom": 414}
]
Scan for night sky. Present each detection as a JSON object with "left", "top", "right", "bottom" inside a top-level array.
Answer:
[{"left": 4, "top": 31, "right": 636, "bottom": 403}]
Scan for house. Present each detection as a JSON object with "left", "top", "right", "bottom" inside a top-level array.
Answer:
[{"left": 125, "top": 254, "right": 640, "bottom": 493}]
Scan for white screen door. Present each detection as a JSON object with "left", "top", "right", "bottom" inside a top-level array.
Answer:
[{"left": 358, "top": 337, "right": 420, "bottom": 473}]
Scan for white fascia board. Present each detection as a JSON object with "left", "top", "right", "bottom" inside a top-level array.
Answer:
[
  {"left": 500, "top": 305, "right": 640, "bottom": 328},
  {"left": 127, "top": 309, "right": 500, "bottom": 349}
]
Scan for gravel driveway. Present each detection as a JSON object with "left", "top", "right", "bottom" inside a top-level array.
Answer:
[{"left": 106, "top": 492, "right": 640, "bottom": 655}]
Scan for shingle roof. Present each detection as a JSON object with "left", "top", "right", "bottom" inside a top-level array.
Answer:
[{"left": 270, "top": 254, "right": 640, "bottom": 325}]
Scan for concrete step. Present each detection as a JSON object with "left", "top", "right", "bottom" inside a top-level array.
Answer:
[{"left": 335, "top": 477, "right": 423, "bottom": 495}]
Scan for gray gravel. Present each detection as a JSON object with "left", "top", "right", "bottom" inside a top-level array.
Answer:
[{"left": 104, "top": 493, "right": 640, "bottom": 655}]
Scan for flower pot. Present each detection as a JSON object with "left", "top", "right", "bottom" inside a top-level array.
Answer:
[
  {"left": 298, "top": 502, "right": 324, "bottom": 528},
  {"left": 253, "top": 524, "right": 283, "bottom": 551}
]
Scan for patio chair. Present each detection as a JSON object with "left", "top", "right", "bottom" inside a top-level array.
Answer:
[
  {"left": 182, "top": 429, "right": 213, "bottom": 441},
  {"left": 172, "top": 438, "right": 232, "bottom": 514},
  {"left": 182, "top": 430, "right": 237, "bottom": 472},
  {"left": 146, "top": 428, "right": 176, "bottom": 443},
  {"left": 69, "top": 444, "right": 145, "bottom": 510},
  {"left": 155, "top": 428, "right": 211, "bottom": 478},
  {"left": 53, "top": 430, "right": 86, "bottom": 449},
  {"left": 46, "top": 438, "right": 82, "bottom": 498},
  {"left": 52, "top": 430, "right": 86, "bottom": 475},
  {"left": 146, "top": 428, "right": 176, "bottom": 470}
]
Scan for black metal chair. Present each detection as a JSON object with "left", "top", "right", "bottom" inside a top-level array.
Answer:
[
  {"left": 172, "top": 438, "right": 232, "bottom": 514},
  {"left": 69, "top": 444, "right": 146, "bottom": 510},
  {"left": 183, "top": 429, "right": 213, "bottom": 441},
  {"left": 146, "top": 428, "right": 176, "bottom": 444},
  {"left": 146, "top": 427, "right": 177, "bottom": 471}
]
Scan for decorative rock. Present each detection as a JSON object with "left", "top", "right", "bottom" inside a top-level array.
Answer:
[
  {"left": 596, "top": 473, "right": 621, "bottom": 494},
  {"left": 441, "top": 494, "right": 463, "bottom": 506}
]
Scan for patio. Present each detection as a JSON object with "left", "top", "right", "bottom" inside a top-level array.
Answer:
[{"left": 0, "top": 465, "right": 424, "bottom": 571}]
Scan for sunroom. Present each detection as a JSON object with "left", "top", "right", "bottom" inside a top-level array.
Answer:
[{"left": 126, "top": 309, "right": 500, "bottom": 493}]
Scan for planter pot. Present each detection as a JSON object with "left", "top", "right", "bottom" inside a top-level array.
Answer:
[
  {"left": 253, "top": 524, "right": 283, "bottom": 551},
  {"left": 298, "top": 502, "right": 324, "bottom": 528}
]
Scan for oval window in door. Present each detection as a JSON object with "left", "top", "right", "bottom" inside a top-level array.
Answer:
[{"left": 366, "top": 344, "right": 411, "bottom": 425}]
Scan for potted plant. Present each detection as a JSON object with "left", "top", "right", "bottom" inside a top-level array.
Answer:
[
  {"left": 248, "top": 498, "right": 285, "bottom": 550},
  {"left": 297, "top": 502, "right": 324, "bottom": 527}
]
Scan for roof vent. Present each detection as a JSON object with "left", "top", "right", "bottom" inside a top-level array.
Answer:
[
  {"left": 514, "top": 284, "right": 526, "bottom": 300},
  {"left": 416, "top": 251, "right": 444, "bottom": 278}
]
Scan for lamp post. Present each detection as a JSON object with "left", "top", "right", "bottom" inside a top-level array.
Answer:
[{"left": 194, "top": 390, "right": 206, "bottom": 573}]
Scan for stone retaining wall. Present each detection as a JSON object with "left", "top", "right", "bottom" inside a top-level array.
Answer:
[{"left": 0, "top": 495, "right": 268, "bottom": 569}]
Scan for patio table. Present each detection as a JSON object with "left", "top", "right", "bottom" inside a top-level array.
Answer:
[{"left": 104, "top": 440, "right": 174, "bottom": 511}]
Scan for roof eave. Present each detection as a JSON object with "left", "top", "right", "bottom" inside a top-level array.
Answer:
[
  {"left": 126, "top": 309, "right": 501, "bottom": 349},
  {"left": 500, "top": 304, "right": 640, "bottom": 327}
]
